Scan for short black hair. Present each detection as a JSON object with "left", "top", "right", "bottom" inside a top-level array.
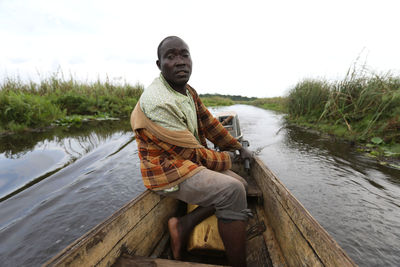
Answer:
[{"left": 157, "top": 36, "right": 182, "bottom": 60}]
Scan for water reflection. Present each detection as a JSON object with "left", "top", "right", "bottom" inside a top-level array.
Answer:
[
  {"left": 0, "top": 105, "right": 399, "bottom": 266},
  {"left": 0, "top": 120, "right": 131, "bottom": 158},
  {"left": 267, "top": 117, "right": 400, "bottom": 267},
  {"left": 0, "top": 120, "right": 132, "bottom": 201},
  {"left": 0, "top": 119, "right": 144, "bottom": 266},
  {"left": 211, "top": 105, "right": 400, "bottom": 266}
]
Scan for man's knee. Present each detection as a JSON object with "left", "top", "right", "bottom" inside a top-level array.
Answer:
[
  {"left": 222, "top": 170, "right": 248, "bottom": 191},
  {"left": 218, "top": 178, "right": 247, "bottom": 209},
  {"left": 229, "top": 179, "right": 246, "bottom": 200}
]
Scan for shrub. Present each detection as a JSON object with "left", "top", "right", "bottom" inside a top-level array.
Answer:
[{"left": 0, "top": 91, "right": 65, "bottom": 129}]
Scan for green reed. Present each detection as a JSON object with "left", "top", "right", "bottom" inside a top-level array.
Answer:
[
  {"left": 287, "top": 68, "right": 400, "bottom": 142},
  {"left": 200, "top": 96, "right": 234, "bottom": 106},
  {"left": 0, "top": 74, "right": 143, "bottom": 133},
  {"left": 249, "top": 97, "right": 288, "bottom": 112}
]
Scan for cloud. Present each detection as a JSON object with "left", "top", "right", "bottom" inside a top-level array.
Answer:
[{"left": 1, "top": 0, "right": 399, "bottom": 97}]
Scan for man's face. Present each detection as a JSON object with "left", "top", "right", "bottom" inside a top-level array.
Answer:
[{"left": 157, "top": 38, "right": 192, "bottom": 87}]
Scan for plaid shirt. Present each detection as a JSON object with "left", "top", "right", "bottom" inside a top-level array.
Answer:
[{"left": 134, "top": 85, "right": 242, "bottom": 190}]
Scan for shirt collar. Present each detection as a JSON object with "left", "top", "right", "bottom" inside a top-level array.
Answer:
[{"left": 159, "top": 73, "right": 189, "bottom": 97}]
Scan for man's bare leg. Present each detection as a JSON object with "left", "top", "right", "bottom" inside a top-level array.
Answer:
[
  {"left": 168, "top": 206, "right": 215, "bottom": 260},
  {"left": 218, "top": 219, "right": 247, "bottom": 267}
]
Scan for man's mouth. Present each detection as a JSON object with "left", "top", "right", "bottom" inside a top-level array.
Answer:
[{"left": 176, "top": 70, "right": 189, "bottom": 75}]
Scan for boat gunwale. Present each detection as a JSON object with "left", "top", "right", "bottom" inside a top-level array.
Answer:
[
  {"left": 43, "top": 190, "right": 173, "bottom": 266},
  {"left": 44, "top": 155, "right": 357, "bottom": 267},
  {"left": 251, "top": 156, "right": 357, "bottom": 267}
]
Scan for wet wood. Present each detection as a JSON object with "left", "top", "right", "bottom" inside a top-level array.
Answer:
[
  {"left": 44, "top": 191, "right": 179, "bottom": 267},
  {"left": 114, "top": 254, "right": 228, "bottom": 267},
  {"left": 251, "top": 156, "right": 357, "bottom": 267}
]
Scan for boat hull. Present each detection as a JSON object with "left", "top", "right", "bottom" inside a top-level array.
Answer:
[{"left": 45, "top": 156, "right": 356, "bottom": 266}]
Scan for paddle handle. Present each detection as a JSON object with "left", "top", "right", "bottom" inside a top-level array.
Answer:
[
  {"left": 241, "top": 140, "right": 251, "bottom": 173},
  {"left": 244, "top": 158, "right": 250, "bottom": 171}
]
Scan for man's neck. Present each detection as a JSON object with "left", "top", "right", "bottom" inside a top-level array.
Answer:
[
  {"left": 160, "top": 73, "right": 188, "bottom": 96},
  {"left": 166, "top": 80, "right": 187, "bottom": 95},
  {"left": 170, "top": 84, "right": 187, "bottom": 95}
]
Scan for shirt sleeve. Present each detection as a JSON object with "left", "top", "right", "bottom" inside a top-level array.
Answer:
[
  {"left": 194, "top": 94, "right": 242, "bottom": 151},
  {"left": 140, "top": 128, "right": 232, "bottom": 172}
]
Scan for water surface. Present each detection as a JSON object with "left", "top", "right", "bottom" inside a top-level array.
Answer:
[{"left": 0, "top": 105, "right": 399, "bottom": 266}]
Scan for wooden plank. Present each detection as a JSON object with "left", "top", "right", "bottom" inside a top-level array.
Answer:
[
  {"left": 247, "top": 178, "right": 263, "bottom": 199},
  {"left": 114, "top": 254, "right": 228, "bottom": 267},
  {"left": 150, "top": 232, "right": 170, "bottom": 258},
  {"left": 255, "top": 205, "right": 287, "bottom": 267},
  {"left": 101, "top": 196, "right": 178, "bottom": 265},
  {"left": 245, "top": 202, "right": 272, "bottom": 267},
  {"left": 246, "top": 235, "right": 272, "bottom": 267},
  {"left": 251, "top": 157, "right": 357, "bottom": 267},
  {"left": 44, "top": 191, "right": 178, "bottom": 267}
]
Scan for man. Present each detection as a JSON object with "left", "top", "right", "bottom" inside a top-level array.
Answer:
[{"left": 130, "top": 36, "right": 252, "bottom": 267}]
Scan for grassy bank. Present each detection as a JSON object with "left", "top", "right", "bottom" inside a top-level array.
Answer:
[
  {"left": 0, "top": 76, "right": 143, "bottom": 133},
  {"left": 199, "top": 93, "right": 256, "bottom": 107},
  {"left": 248, "top": 97, "right": 288, "bottom": 112},
  {"left": 200, "top": 95, "right": 235, "bottom": 106},
  {"left": 286, "top": 69, "right": 400, "bottom": 158}
]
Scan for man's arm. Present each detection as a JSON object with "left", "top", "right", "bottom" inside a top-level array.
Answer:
[
  {"left": 191, "top": 89, "right": 242, "bottom": 151},
  {"left": 139, "top": 128, "right": 233, "bottom": 172},
  {"left": 190, "top": 89, "right": 253, "bottom": 163}
]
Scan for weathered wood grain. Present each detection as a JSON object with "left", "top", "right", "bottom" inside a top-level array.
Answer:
[
  {"left": 251, "top": 156, "right": 356, "bottom": 267},
  {"left": 245, "top": 202, "right": 272, "bottom": 267},
  {"left": 114, "top": 254, "right": 228, "bottom": 267},
  {"left": 45, "top": 155, "right": 356, "bottom": 267},
  {"left": 255, "top": 205, "right": 287, "bottom": 267},
  {"left": 44, "top": 191, "right": 178, "bottom": 267}
]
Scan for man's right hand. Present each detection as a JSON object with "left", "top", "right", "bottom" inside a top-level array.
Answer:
[{"left": 239, "top": 147, "right": 253, "bottom": 161}]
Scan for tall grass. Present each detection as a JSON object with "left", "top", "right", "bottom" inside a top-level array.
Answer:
[
  {"left": 287, "top": 68, "right": 400, "bottom": 142},
  {"left": 250, "top": 97, "right": 288, "bottom": 112},
  {"left": 200, "top": 96, "right": 234, "bottom": 106},
  {"left": 0, "top": 75, "right": 143, "bottom": 132}
]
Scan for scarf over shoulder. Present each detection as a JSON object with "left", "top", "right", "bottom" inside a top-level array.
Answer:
[{"left": 131, "top": 81, "right": 242, "bottom": 191}]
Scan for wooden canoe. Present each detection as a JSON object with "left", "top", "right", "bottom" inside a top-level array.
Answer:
[{"left": 44, "top": 156, "right": 357, "bottom": 267}]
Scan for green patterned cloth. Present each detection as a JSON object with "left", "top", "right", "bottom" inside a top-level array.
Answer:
[{"left": 139, "top": 73, "right": 199, "bottom": 142}]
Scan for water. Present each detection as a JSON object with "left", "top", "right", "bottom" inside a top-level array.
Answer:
[
  {"left": 1, "top": 105, "right": 399, "bottom": 266},
  {"left": 0, "top": 121, "right": 145, "bottom": 266}
]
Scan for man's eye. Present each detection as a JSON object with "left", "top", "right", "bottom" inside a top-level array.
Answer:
[
  {"left": 167, "top": 54, "right": 175, "bottom": 60},
  {"left": 183, "top": 54, "right": 190, "bottom": 58}
]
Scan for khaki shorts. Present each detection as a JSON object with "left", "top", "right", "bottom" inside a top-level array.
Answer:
[{"left": 156, "top": 169, "right": 250, "bottom": 221}]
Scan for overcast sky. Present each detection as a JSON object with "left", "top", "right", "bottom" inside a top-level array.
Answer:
[{"left": 1, "top": 0, "right": 399, "bottom": 97}]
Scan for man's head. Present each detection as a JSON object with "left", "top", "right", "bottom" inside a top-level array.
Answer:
[{"left": 156, "top": 36, "right": 192, "bottom": 89}]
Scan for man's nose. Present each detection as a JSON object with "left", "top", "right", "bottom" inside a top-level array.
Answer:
[{"left": 176, "top": 55, "right": 186, "bottom": 65}]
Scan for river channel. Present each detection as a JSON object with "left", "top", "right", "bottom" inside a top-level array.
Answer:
[{"left": 0, "top": 105, "right": 399, "bottom": 266}]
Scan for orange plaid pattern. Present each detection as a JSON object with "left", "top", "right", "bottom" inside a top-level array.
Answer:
[{"left": 134, "top": 85, "right": 242, "bottom": 190}]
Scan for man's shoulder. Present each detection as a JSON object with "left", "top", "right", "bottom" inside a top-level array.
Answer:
[
  {"left": 141, "top": 77, "right": 162, "bottom": 98},
  {"left": 140, "top": 77, "right": 178, "bottom": 113}
]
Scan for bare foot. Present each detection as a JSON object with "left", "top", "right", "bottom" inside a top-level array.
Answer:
[{"left": 168, "top": 217, "right": 183, "bottom": 260}]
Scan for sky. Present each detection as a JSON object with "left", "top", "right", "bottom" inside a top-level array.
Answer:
[{"left": 1, "top": 0, "right": 399, "bottom": 98}]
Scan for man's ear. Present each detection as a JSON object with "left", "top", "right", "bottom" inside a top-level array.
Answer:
[{"left": 156, "top": 60, "right": 161, "bottom": 70}]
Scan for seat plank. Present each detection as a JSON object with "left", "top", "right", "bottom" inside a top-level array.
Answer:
[
  {"left": 114, "top": 254, "right": 228, "bottom": 267},
  {"left": 246, "top": 178, "right": 263, "bottom": 199}
]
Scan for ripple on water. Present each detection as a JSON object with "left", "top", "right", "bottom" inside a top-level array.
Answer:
[{"left": 1, "top": 106, "right": 400, "bottom": 266}]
